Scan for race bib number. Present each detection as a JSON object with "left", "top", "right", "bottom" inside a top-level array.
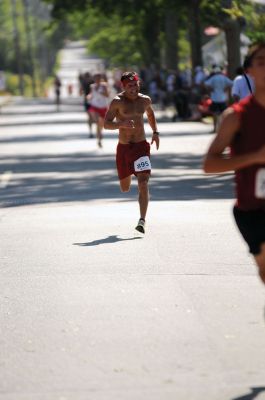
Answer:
[
  {"left": 255, "top": 168, "right": 265, "bottom": 198},
  {"left": 134, "top": 156, "right": 151, "bottom": 172}
]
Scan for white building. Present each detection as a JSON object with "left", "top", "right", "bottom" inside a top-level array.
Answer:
[{"left": 202, "top": 32, "right": 251, "bottom": 69}]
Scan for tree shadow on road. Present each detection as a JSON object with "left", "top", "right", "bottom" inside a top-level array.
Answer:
[
  {"left": 73, "top": 235, "right": 142, "bottom": 247},
  {"left": 0, "top": 129, "right": 209, "bottom": 144},
  {"left": 0, "top": 151, "right": 234, "bottom": 208},
  {"left": 231, "top": 387, "right": 265, "bottom": 400}
]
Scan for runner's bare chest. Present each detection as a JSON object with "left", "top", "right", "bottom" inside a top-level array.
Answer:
[{"left": 118, "top": 97, "right": 146, "bottom": 119}]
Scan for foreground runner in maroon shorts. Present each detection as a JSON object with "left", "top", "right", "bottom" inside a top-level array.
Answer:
[
  {"left": 104, "top": 71, "right": 160, "bottom": 233},
  {"left": 204, "top": 42, "right": 265, "bottom": 286}
]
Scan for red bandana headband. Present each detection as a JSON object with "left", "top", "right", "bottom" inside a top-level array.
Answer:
[{"left": 121, "top": 74, "right": 139, "bottom": 86}]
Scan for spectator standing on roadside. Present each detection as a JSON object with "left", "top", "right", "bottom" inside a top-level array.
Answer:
[
  {"left": 166, "top": 70, "right": 176, "bottom": 106},
  {"left": 54, "top": 75, "right": 62, "bottom": 111},
  {"left": 172, "top": 70, "right": 190, "bottom": 121},
  {"left": 81, "top": 72, "right": 94, "bottom": 138},
  {"left": 204, "top": 66, "right": 233, "bottom": 133},
  {"left": 232, "top": 59, "right": 255, "bottom": 102}
]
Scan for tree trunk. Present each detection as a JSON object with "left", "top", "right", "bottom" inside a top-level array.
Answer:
[
  {"left": 164, "top": 10, "right": 178, "bottom": 70},
  {"left": 11, "top": 0, "right": 24, "bottom": 95},
  {"left": 22, "top": 0, "right": 37, "bottom": 97},
  {"left": 223, "top": 18, "right": 241, "bottom": 79},
  {"left": 143, "top": 8, "right": 161, "bottom": 67},
  {"left": 221, "top": 0, "right": 242, "bottom": 79},
  {"left": 188, "top": 0, "right": 202, "bottom": 72}
]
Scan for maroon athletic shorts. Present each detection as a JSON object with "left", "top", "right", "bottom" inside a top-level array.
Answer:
[
  {"left": 89, "top": 106, "right": 108, "bottom": 119},
  {"left": 116, "top": 140, "right": 151, "bottom": 180}
]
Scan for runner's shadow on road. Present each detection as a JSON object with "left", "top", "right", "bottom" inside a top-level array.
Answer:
[
  {"left": 231, "top": 387, "right": 265, "bottom": 400},
  {"left": 73, "top": 235, "right": 143, "bottom": 247}
]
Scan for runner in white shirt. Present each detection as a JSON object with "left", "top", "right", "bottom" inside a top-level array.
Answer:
[{"left": 87, "top": 74, "right": 109, "bottom": 148}]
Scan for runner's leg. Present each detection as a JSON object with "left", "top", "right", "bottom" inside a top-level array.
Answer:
[
  {"left": 120, "top": 176, "right": 131, "bottom": 192},
  {"left": 56, "top": 91, "right": 60, "bottom": 111},
  {"left": 97, "top": 116, "right": 104, "bottom": 147},
  {"left": 137, "top": 173, "right": 150, "bottom": 220},
  {"left": 87, "top": 110, "right": 93, "bottom": 137},
  {"left": 89, "top": 111, "right": 99, "bottom": 143},
  {"left": 254, "top": 243, "right": 265, "bottom": 284}
]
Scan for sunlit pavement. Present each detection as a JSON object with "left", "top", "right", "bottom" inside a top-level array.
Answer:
[{"left": 1, "top": 46, "right": 265, "bottom": 400}]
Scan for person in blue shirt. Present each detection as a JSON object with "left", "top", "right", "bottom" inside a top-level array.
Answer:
[{"left": 205, "top": 66, "right": 233, "bottom": 133}]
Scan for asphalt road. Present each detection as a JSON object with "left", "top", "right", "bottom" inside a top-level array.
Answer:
[{"left": 0, "top": 42, "right": 265, "bottom": 400}]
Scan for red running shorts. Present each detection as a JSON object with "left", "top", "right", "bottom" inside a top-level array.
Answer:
[
  {"left": 116, "top": 140, "right": 151, "bottom": 180},
  {"left": 89, "top": 106, "right": 108, "bottom": 119}
]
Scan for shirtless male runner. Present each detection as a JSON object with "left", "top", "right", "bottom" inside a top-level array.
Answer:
[
  {"left": 203, "top": 43, "right": 265, "bottom": 286},
  {"left": 104, "top": 71, "right": 160, "bottom": 234}
]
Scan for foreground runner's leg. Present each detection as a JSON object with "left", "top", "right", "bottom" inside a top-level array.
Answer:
[{"left": 254, "top": 244, "right": 265, "bottom": 284}]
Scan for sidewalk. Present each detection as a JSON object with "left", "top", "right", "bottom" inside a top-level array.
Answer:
[{"left": 0, "top": 94, "right": 11, "bottom": 112}]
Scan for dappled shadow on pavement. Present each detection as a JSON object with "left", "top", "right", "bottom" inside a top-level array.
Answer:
[
  {"left": 2, "top": 97, "right": 82, "bottom": 108},
  {"left": 73, "top": 235, "right": 142, "bottom": 247},
  {"left": 0, "top": 150, "right": 234, "bottom": 208},
  {"left": 231, "top": 387, "right": 265, "bottom": 400},
  {"left": 0, "top": 128, "right": 210, "bottom": 144},
  {"left": 0, "top": 132, "right": 93, "bottom": 144},
  {"left": 0, "top": 98, "right": 211, "bottom": 126}
]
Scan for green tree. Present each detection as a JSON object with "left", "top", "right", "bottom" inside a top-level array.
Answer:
[
  {"left": 244, "top": 2, "right": 265, "bottom": 43},
  {"left": 45, "top": 0, "right": 187, "bottom": 69},
  {"left": 0, "top": 0, "right": 67, "bottom": 95},
  {"left": 66, "top": 9, "right": 144, "bottom": 66},
  {"left": 46, "top": 0, "right": 265, "bottom": 78},
  {"left": 200, "top": 0, "right": 251, "bottom": 77}
]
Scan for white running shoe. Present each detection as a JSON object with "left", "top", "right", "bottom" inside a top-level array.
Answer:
[{"left": 135, "top": 218, "right": 145, "bottom": 234}]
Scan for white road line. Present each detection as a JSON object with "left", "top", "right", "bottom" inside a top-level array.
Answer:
[{"left": 0, "top": 171, "right": 12, "bottom": 189}]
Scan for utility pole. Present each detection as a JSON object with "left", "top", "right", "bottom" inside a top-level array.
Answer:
[
  {"left": 11, "top": 0, "right": 24, "bottom": 95},
  {"left": 22, "top": 0, "right": 37, "bottom": 97}
]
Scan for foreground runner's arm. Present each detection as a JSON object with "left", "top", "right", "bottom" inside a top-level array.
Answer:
[
  {"left": 145, "top": 101, "right": 160, "bottom": 150},
  {"left": 104, "top": 99, "right": 134, "bottom": 130},
  {"left": 203, "top": 108, "right": 265, "bottom": 173}
]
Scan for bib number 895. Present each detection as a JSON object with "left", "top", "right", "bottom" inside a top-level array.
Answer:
[{"left": 134, "top": 156, "right": 151, "bottom": 172}]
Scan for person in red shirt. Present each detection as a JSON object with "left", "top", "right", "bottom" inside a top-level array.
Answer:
[{"left": 203, "top": 42, "right": 265, "bottom": 285}]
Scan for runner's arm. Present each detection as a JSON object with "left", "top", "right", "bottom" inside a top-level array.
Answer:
[
  {"left": 203, "top": 108, "right": 265, "bottom": 173},
  {"left": 146, "top": 100, "right": 159, "bottom": 150},
  {"left": 102, "top": 83, "right": 109, "bottom": 97},
  {"left": 104, "top": 99, "right": 134, "bottom": 130},
  {"left": 103, "top": 101, "right": 120, "bottom": 129}
]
